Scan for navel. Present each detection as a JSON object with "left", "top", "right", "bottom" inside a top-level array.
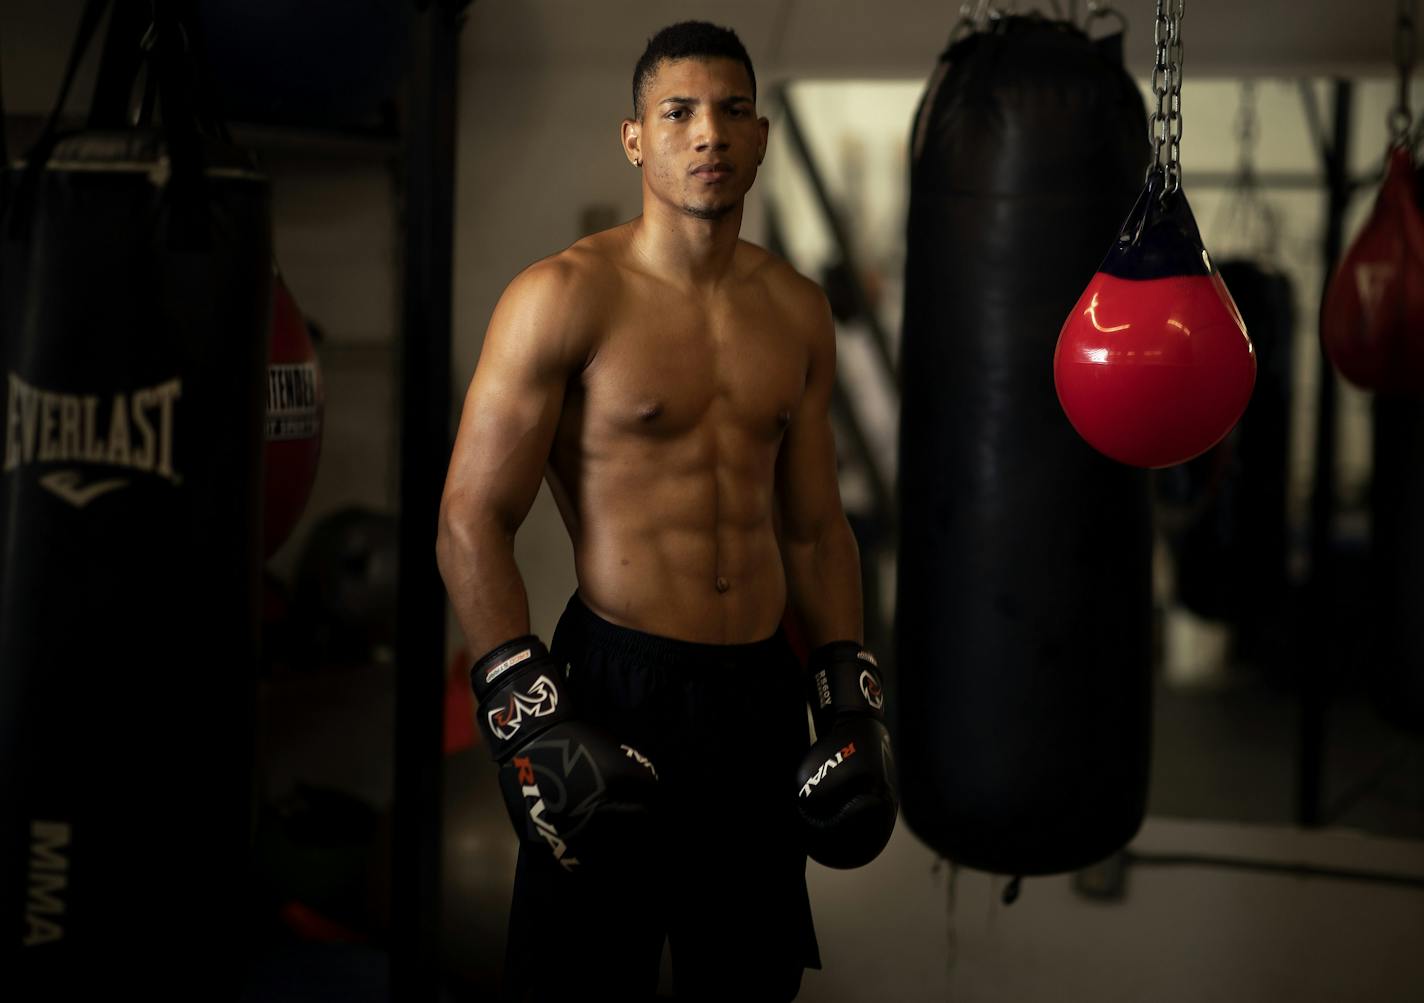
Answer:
[{"left": 715, "top": 576, "right": 730, "bottom": 594}]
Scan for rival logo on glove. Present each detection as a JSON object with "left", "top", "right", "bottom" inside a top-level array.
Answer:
[
  {"left": 621, "top": 744, "right": 659, "bottom": 780},
  {"left": 487, "top": 673, "right": 558, "bottom": 741},
  {"left": 798, "top": 742, "right": 857, "bottom": 798},
  {"left": 513, "top": 755, "right": 579, "bottom": 871},
  {"left": 859, "top": 670, "right": 884, "bottom": 711}
]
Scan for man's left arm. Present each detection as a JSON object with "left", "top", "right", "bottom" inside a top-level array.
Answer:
[
  {"left": 776, "top": 290, "right": 863, "bottom": 648},
  {"left": 778, "top": 289, "right": 899, "bottom": 870}
]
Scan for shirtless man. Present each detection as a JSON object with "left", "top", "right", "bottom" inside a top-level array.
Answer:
[{"left": 437, "top": 22, "right": 896, "bottom": 1003}]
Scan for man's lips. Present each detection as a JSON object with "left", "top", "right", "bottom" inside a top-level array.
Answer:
[{"left": 692, "top": 163, "right": 733, "bottom": 179}]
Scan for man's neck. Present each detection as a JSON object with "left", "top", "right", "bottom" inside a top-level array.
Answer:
[{"left": 630, "top": 199, "right": 745, "bottom": 290}]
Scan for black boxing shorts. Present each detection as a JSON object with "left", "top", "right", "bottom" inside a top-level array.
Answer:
[{"left": 500, "top": 591, "right": 822, "bottom": 1003}]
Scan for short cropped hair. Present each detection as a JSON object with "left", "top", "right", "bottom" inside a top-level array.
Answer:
[{"left": 632, "top": 21, "right": 757, "bottom": 120}]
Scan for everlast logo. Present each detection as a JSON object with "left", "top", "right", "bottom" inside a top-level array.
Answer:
[
  {"left": 514, "top": 756, "right": 580, "bottom": 871},
  {"left": 24, "top": 820, "right": 71, "bottom": 948},
  {"left": 799, "top": 743, "right": 857, "bottom": 798},
  {"left": 4, "top": 372, "right": 181, "bottom": 505},
  {"left": 266, "top": 363, "right": 320, "bottom": 441}
]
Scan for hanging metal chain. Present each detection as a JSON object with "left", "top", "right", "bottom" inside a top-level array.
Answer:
[
  {"left": 1234, "top": 81, "right": 1258, "bottom": 184},
  {"left": 1391, "top": 0, "right": 1416, "bottom": 143},
  {"left": 1147, "top": 0, "right": 1185, "bottom": 194},
  {"left": 1214, "top": 81, "right": 1280, "bottom": 262}
]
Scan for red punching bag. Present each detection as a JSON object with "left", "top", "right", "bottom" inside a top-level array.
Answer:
[
  {"left": 1055, "top": 169, "right": 1256, "bottom": 468},
  {"left": 1321, "top": 145, "right": 1424, "bottom": 393},
  {"left": 264, "top": 271, "right": 324, "bottom": 556}
]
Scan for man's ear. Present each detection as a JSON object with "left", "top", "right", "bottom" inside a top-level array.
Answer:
[{"left": 621, "top": 118, "right": 642, "bottom": 167}]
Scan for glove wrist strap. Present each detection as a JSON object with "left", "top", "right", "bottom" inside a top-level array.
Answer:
[
  {"left": 469, "top": 636, "right": 575, "bottom": 762},
  {"left": 470, "top": 635, "right": 546, "bottom": 698},
  {"left": 808, "top": 642, "right": 886, "bottom": 727}
]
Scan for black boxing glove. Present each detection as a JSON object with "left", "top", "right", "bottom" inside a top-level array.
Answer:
[
  {"left": 471, "top": 635, "right": 659, "bottom": 872},
  {"left": 793, "top": 641, "right": 898, "bottom": 869}
]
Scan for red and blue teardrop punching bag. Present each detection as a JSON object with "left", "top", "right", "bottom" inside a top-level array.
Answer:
[
  {"left": 897, "top": 17, "right": 1153, "bottom": 876},
  {"left": 1321, "top": 146, "right": 1424, "bottom": 394},
  {"left": 1055, "top": 170, "right": 1256, "bottom": 468},
  {"left": 0, "top": 2, "right": 269, "bottom": 992},
  {"left": 263, "top": 272, "right": 324, "bottom": 558}
]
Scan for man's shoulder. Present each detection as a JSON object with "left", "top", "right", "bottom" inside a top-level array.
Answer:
[
  {"left": 565, "top": 223, "right": 636, "bottom": 272},
  {"left": 508, "top": 235, "right": 623, "bottom": 305},
  {"left": 738, "top": 242, "right": 829, "bottom": 317},
  {"left": 486, "top": 235, "right": 630, "bottom": 366}
]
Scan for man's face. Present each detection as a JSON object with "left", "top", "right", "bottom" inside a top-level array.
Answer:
[{"left": 631, "top": 57, "right": 768, "bottom": 221}]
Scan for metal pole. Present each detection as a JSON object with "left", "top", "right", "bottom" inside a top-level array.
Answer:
[
  {"left": 1297, "top": 78, "right": 1352, "bottom": 829},
  {"left": 392, "top": 1, "right": 461, "bottom": 997},
  {"left": 773, "top": 83, "right": 901, "bottom": 387},
  {"left": 763, "top": 200, "right": 896, "bottom": 530}
]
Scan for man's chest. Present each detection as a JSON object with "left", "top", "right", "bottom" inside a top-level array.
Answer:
[{"left": 576, "top": 302, "right": 808, "bottom": 443}]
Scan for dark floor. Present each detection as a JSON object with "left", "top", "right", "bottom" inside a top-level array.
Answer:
[
  {"left": 243, "top": 611, "right": 1424, "bottom": 999},
  {"left": 1150, "top": 673, "right": 1424, "bottom": 838}
]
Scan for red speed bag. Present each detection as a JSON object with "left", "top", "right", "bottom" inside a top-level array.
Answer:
[
  {"left": 1055, "top": 170, "right": 1256, "bottom": 468},
  {"left": 264, "top": 272, "right": 324, "bottom": 557},
  {"left": 1321, "top": 145, "right": 1424, "bottom": 393}
]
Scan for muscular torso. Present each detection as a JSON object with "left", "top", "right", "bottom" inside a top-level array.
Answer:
[{"left": 545, "top": 229, "right": 810, "bottom": 643}]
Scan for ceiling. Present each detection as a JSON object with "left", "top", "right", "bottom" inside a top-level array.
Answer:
[
  {"left": 0, "top": 1, "right": 1408, "bottom": 120},
  {"left": 463, "top": 0, "right": 1409, "bottom": 80}
]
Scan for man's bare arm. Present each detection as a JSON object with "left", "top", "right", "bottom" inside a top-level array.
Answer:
[
  {"left": 776, "top": 286, "right": 864, "bottom": 647},
  {"left": 437, "top": 258, "right": 589, "bottom": 657}
]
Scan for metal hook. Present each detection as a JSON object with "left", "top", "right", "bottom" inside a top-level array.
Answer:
[
  {"left": 1082, "top": 1, "right": 1128, "bottom": 36},
  {"left": 1002, "top": 875, "right": 1023, "bottom": 905}
]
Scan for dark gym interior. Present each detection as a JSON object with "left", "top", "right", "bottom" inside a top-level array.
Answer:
[{"left": 2, "top": 2, "right": 1422, "bottom": 1000}]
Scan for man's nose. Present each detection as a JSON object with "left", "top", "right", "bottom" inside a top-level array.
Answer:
[{"left": 695, "top": 112, "right": 731, "bottom": 152}]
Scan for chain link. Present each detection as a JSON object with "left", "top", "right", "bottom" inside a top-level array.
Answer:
[
  {"left": 1391, "top": 0, "right": 1417, "bottom": 143},
  {"left": 1147, "top": 0, "right": 1185, "bottom": 194},
  {"left": 1234, "top": 81, "right": 1258, "bottom": 182}
]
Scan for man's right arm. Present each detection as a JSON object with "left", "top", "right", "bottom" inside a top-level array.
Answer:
[{"left": 436, "top": 257, "right": 589, "bottom": 657}]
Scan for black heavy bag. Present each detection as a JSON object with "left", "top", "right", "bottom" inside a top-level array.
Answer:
[
  {"left": 1371, "top": 394, "right": 1424, "bottom": 733},
  {"left": 897, "top": 17, "right": 1153, "bottom": 876},
  {"left": 1366, "top": 174, "right": 1424, "bottom": 735},
  {"left": 0, "top": 1, "right": 270, "bottom": 991},
  {"left": 1158, "top": 259, "right": 1294, "bottom": 643}
]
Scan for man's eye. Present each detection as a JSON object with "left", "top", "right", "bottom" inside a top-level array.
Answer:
[{"left": 666, "top": 108, "right": 687, "bottom": 120}]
